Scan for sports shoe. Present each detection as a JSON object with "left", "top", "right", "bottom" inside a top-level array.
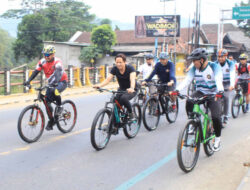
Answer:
[
  {"left": 45, "top": 119, "right": 54, "bottom": 131},
  {"left": 213, "top": 137, "right": 221, "bottom": 152},
  {"left": 188, "top": 124, "right": 195, "bottom": 134},
  {"left": 56, "top": 105, "right": 63, "bottom": 116},
  {"left": 223, "top": 116, "right": 228, "bottom": 124},
  {"left": 128, "top": 112, "right": 136, "bottom": 122}
]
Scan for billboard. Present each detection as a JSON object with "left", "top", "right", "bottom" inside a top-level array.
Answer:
[{"left": 135, "top": 15, "right": 180, "bottom": 38}]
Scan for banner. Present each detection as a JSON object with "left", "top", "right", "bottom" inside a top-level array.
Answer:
[{"left": 135, "top": 15, "right": 180, "bottom": 38}]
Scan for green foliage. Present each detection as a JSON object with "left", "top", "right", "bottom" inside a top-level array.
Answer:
[
  {"left": 91, "top": 24, "right": 117, "bottom": 55},
  {"left": 236, "top": 0, "right": 250, "bottom": 37},
  {"left": 79, "top": 45, "right": 102, "bottom": 64},
  {"left": 0, "top": 28, "right": 16, "bottom": 69},
  {"left": 100, "top": 18, "right": 112, "bottom": 26},
  {"left": 2, "top": 0, "right": 96, "bottom": 61},
  {"left": 115, "top": 25, "right": 120, "bottom": 31}
]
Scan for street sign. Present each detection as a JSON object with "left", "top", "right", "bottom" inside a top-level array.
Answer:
[{"left": 232, "top": 6, "right": 250, "bottom": 20}]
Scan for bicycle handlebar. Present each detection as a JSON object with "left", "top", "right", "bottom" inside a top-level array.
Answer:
[{"left": 95, "top": 87, "right": 125, "bottom": 94}]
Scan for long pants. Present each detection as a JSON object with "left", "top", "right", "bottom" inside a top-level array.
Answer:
[
  {"left": 116, "top": 91, "right": 137, "bottom": 113},
  {"left": 186, "top": 91, "right": 222, "bottom": 137},
  {"left": 223, "top": 82, "right": 230, "bottom": 116}
]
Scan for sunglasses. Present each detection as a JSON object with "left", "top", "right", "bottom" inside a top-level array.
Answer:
[{"left": 44, "top": 53, "right": 52, "bottom": 57}]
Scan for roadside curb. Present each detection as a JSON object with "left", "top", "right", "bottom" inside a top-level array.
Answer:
[{"left": 237, "top": 168, "right": 250, "bottom": 190}]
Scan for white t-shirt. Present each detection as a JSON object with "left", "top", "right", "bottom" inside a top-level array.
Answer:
[{"left": 138, "top": 63, "right": 157, "bottom": 80}]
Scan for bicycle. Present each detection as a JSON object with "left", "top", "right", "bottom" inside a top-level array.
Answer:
[
  {"left": 142, "top": 83, "right": 179, "bottom": 131},
  {"left": 90, "top": 88, "right": 141, "bottom": 151},
  {"left": 17, "top": 85, "right": 77, "bottom": 143},
  {"left": 231, "top": 81, "right": 248, "bottom": 118},
  {"left": 133, "top": 80, "right": 156, "bottom": 107},
  {"left": 176, "top": 94, "right": 216, "bottom": 173}
]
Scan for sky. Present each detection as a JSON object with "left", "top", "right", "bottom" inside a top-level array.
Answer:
[{"left": 0, "top": 0, "right": 248, "bottom": 37}]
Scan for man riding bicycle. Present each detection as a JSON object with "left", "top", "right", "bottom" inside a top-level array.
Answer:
[
  {"left": 137, "top": 53, "right": 157, "bottom": 95},
  {"left": 235, "top": 53, "right": 250, "bottom": 112},
  {"left": 142, "top": 52, "right": 176, "bottom": 91},
  {"left": 24, "top": 45, "right": 68, "bottom": 130},
  {"left": 215, "top": 49, "right": 235, "bottom": 124},
  {"left": 93, "top": 53, "right": 137, "bottom": 121},
  {"left": 175, "top": 48, "right": 224, "bottom": 151}
]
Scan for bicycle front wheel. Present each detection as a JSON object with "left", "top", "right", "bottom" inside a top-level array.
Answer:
[
  {"left": 90, "top": 108, "right": 112, "bottom": 151},
  {"left": 142, "top": 97, "right": 160, "bottom": 131},
  {"left": 56, "top": 100, "right": 77, "bottom": 133},
  {"left": 165, "top": 97, "right": 179, "bottom": 123},
  {"left": 231, "top": 95, "right": 240, "bottom": 118},
  {"left": 17, "top": 105, "right": 45, "bottom": 143},
  {"left": 123, "top": 103, "right": 141, "bottom": 138},
  {"left": 177, "top": 120, "right": 201, "bottom": 173}
]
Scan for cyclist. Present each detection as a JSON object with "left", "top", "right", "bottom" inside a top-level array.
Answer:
[
  {"left": 93, "top": 53, "right": 137, "bottom": 120},
  {"left": 215, "top": 49, "right": 235, "bottom": 124},
  {"left": 142, "top": 52, "right": 176, "bottom": 91},
  {"left": 137, "top": 53, "right": 157, "bottom": 94},
  {"left": 175, "top": 48, "right": 224, "bottom": 151},
  {"left": 228, "top": 55, "right": 237, "bottom": 64},
  {"left": 24, "top": 45, "right": 68, "bottom": 130},
  {"left": 235, "top": 53, "right": 250, "bottom": 111}
]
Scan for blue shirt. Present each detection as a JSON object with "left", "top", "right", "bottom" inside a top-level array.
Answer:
[{"left": 145, "top": 61, "right": 176, "bottom": 83}]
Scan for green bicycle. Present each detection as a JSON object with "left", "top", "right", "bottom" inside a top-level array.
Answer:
[{"left": 176, "top": 94, "right": 216, "bottom": 173}]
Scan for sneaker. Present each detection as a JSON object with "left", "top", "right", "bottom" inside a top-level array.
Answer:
[
  {"left": 128, "top": 112, "right": 136, "bottom": 122},
  {"left": 45, "top": 119, "right": 54, "bottom": 131},
  {"left": 223, "top": 116, "right": 228, "bottom": 124},
  {"left": 213, "top": 137, "right": 221, "bottom": 152},
  {"left": 56, "top": 105, "right": 63, "bottom": 116}
]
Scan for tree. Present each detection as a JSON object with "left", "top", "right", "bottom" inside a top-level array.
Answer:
[
  {"left": 79, "top": 45, "right": 102, "bottom": 65},
  {"left": 0, "top": 28, "right": 16, "bottom": 69},
  {"left": 2, "top": 0, "right": 96, "bottom": 61},
  {"left": 115, "top": 25, "right": 120, "bottom": 31},
  {"left": 100, "top": 18, "right": 112, "bottom": 26},
  {"left": 91, "top": 24, "right": 117, "bottom": 55},
  {"left": 236, "top": 0, "right": 250, "bottom": 37}
]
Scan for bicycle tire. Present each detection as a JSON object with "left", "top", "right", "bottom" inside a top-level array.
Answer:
[
  {"left": 142, "top": 97, "right": 160, "bottom": 131},
  {"left": 177, "top": 120, "right": 201, "bottom": 173},
  {"left": 231, "top": 95, "right": 240, "bottom": 118},
  {"left": 17, "top": 105, "right": 45, "bottom": 143},
  {"left": 242, "top": 96, "right": 247, "bottom": 113},
  {"left": 203, "top": 119, "right": 215, "bottom": 157},
  {"left": 90, "top": 108, "right": 112, "bottom": 151},
  {"left": 165, "top": 97, "right": 179, "bottom": 123},
  {"left": 56, "top": 100, "right": 77, "bottom": 133}
]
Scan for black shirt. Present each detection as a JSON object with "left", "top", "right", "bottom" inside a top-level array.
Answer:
[{"left": 110, "top": 64, "right": 135, "bottom": 90}]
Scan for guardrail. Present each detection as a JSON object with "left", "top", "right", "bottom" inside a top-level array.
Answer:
[{"left": 0, "top": 64, "right": 118, "bottom": 95}]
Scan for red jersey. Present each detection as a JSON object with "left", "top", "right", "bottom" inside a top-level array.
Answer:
[{"left": 36, "top": 57, "right": 68, "bottom": 82}]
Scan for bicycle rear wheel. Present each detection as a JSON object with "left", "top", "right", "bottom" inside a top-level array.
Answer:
[
  {"left": 231, "top": 95, "right": 240, "bottom": 118},
  {"left": 165, "top": 97, "right": 179, "bottom": 123},
  {"left": 142, "top": 97, "right": 160, "bottom": 131},
  {"left": 90, "top": 108, "right": 112, "bottom": 151},
  {"left": 56, "top": 100, "right": 77, "bottom": 133},
  {"left": 17, "top": 105, "right": 45, "bottom": 143},
  {"left": 203, "top": 119, "right": 215, "bottom": 156},
  {"left": 123, "top": 103, "right": 141, "bottom": 138},
  {"left": 177, "top": 120, "right": 201, "bottom": 173}
]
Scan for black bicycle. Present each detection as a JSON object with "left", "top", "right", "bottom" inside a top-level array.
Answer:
[
  {"left": 18, "top": 85, "right": 77, "bottom": 143},
  {"left": 142, "top": 83, "right": 179, "bottom": 131},
  {"left": 90, "top": 88, "right": 141, "bottom": 151},
  {"left": 231, "top": 81, "right": 248, "bottom": 118}
]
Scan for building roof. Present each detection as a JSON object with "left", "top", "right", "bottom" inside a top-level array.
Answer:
[{"left": 201, "top": 23, "right": 239, "bottom": 45}]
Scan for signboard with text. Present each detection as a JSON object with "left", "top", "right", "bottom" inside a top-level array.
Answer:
[
  {"left": 135, "top": 15, "right": 180, "bottom": 38},
  {"left": 232, "top": 6, "right": 250, "bottom": 20}
]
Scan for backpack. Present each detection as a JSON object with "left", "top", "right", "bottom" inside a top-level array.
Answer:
[{"left": 238, "top": 63, "right": 249, "bottom": 74}]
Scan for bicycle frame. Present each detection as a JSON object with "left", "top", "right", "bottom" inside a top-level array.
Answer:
[{"left": 192, "top": 104, "right": 215, "bottom": 144}]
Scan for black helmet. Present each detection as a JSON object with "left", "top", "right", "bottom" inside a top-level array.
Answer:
[
  {"left": 145, "top": 53, "right": 154, "bottom": 59},
  {"left": 188, "top": 48, "right": 208, "bottom": 60}
]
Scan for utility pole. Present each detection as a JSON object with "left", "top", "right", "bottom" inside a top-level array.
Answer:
[{"left": 194, "top": 0, "right": 201, "bottom": 48}]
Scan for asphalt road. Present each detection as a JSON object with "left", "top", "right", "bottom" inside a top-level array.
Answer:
[{"left": 0, "top": 91, "right": 249, "bottom": 190}]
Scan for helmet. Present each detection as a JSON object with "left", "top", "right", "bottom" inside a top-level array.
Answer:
[
  {"left": 42, "top": 45, "right": 56, "bottom": 54},
  {"left": 159, "top": 52, "right": 169, "bottom": 59},
  {"left": 188, "top": 48, "right": 208, "bottom": 60},
  {"left": 145, "top": 53, "right": 154, "bottom": 59},
  {"left": 239, "top": 53, "right": 248, "bottom": 59},
  {"left": 217, "top": 49, "right": 228, "bottom": 57}
]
